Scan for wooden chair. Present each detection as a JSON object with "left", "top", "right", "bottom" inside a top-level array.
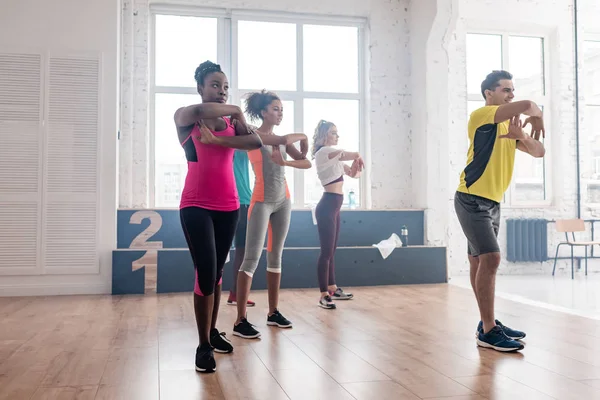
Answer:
[{"left": 552, "top": 219, "right": 600, "bottom": 279}]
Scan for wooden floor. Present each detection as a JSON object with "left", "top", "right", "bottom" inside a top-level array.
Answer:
[
  {"left": 2, "top": 284, "right": 600, "bottom": 400},
  {"left": 452, "top": 274, "right": 600, "bottom": 318}
]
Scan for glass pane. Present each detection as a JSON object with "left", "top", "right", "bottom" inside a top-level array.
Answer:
[
  {"left": 303, "top": 25, "right": 359, "bottom": 93},
  {"left": 508, "top": 36, "right": 544, "bottom": 97},
  {"left": 238, "top": 21, "right": 296, "bottom": 90},
  {"left": 513, "top": 112, "right": 546, "bottom": 202},
  {"left": 239, "top": 96, "right": 295, "bottom": 203},
  {"left": 154, "top": 93, "right": 198, "bottom": 207},
  {"left": 155, "top": 15, "right": 218, "bottom": 87},
  {"left": 583, "top": 106, "right": 600, "bottom": 204},
  {"left": 303, "top": 99, "right": 360, "bottom": 207},
  {"left": 584, "top": 40, "right": 600, "bottom": 105},
  {"left": 466, "top": 34, "right": 502, "bottom": 95}
]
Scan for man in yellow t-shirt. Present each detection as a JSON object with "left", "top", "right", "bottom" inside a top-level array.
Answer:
[{"left": 454, "top": 70, "right": 546, "bottom": 352}]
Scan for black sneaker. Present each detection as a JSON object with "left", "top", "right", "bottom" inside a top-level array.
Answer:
[
  {"left": 476, "top": 320, "right": 526, "bottom": 340},
  {"left": 266, "top": 309, "right": 292, "bottom": 328},
  {"left": 195, "top": 343, "right": 216, "bottom": 373},
  {"left": 210, "top": 328, "right": 233, "bottom": 353},
  {"left": 476, "top": 326, "right": 524, "bottom": 352},
  {"left": 233, "top": 317, "right": 261, "bottom": 339},
  {"left": 319, "top": 295, "right": 336, "bottom": 309}
]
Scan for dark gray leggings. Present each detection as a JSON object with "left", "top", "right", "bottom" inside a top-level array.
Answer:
[{"left": 315, "top": 193, "right": 343, "bottom": 292}]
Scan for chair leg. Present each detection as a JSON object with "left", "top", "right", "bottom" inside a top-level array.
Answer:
[
  {"left": 571, "top": 246, "right": 574, "bottom": 279},
  {"left": 585, "top": 246, "right": 588, "bottom": 276},
  {"left": 552, "top": 244, "right": 562, "bottom": 276}
]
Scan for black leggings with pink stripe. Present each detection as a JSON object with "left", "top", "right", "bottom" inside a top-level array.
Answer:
[
  {"left": 180, "top": 206, "right": 239, "bottom": 296},
  {"left": 315, "top": 193, "right": 344, "bottom": 293}
]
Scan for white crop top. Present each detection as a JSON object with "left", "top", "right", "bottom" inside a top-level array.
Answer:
[{"left": 315, "top": 146, "right": 345, "bottom": 186}]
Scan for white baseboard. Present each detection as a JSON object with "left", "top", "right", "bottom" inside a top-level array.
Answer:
[{"left": 0, "top": 283, "right": 109, "bottom": 297}]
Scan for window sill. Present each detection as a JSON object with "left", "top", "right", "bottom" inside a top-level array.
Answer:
[{"left": 502, "top": 202, "right": 552, "bottom": 210}]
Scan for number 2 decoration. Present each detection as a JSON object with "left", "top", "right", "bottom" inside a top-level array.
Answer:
[{"left": 129, "top": 211, "right": 163, "bottom": 291}]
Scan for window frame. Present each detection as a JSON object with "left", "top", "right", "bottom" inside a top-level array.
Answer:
[
  {"left": 581, "top": 34, "right": 600, "bottom": 209},
  {"left": 148, "top": 6, "right": 369, "bottom": 209},
  {"left": 465, "top": 28, "right": 553, "bottom": 208}
]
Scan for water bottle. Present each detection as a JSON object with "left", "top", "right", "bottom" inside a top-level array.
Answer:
[
  {"left": 400, "top": 225, "right": 408, "bottom": 247},
  {"left": 348, "top": 189, "right": 356, "bottom": 209}
]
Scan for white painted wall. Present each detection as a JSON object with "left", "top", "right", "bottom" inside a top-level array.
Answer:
[
  {"left": 410, "top": 0, "right": 458, "bottom": 247},
  {"left": 0, "top": 0, "right": 118, "bottom": 295}
]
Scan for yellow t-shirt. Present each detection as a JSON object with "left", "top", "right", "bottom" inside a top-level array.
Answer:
[{"left": 456, "top": 105, "right": 516, "bottom": 203}]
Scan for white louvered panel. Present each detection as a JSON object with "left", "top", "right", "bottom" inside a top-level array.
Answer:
[
  {"left": 0, "top": 122, "right": 40, "bottom": 193},
  {"left": 0, "top": 53, "right": 41, "bottom": 122},
  {"left": 0, "top": 202, "right": 39, "bottom": 273},
  {"left": 44, "top": 202, "right": 97, "bottom": 273},
  {"left": 46, "top": 56, "right": 99, "bottom": 194}
]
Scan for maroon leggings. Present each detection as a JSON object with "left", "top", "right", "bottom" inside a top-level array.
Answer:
[{"left": 316, "top": 193, "right": 343, "bottom": 293}]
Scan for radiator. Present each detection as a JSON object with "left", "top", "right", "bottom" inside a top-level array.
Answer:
[{"left": 506, "top": 219, "right": 548, "bottom": 262}]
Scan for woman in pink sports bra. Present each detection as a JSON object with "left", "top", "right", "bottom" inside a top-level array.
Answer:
[{"left": 174, "top": 60, "right": 262, "bottom": 373}]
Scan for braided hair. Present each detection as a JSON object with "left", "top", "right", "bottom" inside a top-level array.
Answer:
[
  {"left": 244, "top": 90, "right": 280, "bottom": 122},
  {"left": 194, "top": 60, "right": 223, "bottom": 86},
  {"left": 312, "top": 119, "right": 335, "bottom": 159}
]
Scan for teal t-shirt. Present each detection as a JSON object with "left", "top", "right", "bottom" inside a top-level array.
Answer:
[{"left": 233, "top": 150, "right": 252, "bottom": 205}]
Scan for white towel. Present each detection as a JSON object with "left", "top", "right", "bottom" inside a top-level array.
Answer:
[{"left": 372, "top": 233, "right": 403, "bottom": 259}]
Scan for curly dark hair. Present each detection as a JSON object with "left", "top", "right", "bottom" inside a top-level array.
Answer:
[
  {"left": 244, "top": 90, "right": 280, "bottom": 122},
  {"left": 194, "top": 60, "right": 223, "bottom": 86}
]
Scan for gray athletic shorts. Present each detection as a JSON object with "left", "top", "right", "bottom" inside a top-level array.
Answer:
[{"left": 454, "top": 191, "right": 501, "bottom": 257}]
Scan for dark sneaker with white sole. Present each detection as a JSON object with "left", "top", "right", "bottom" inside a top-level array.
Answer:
[
  {"left": 210, "top": 328, "right": 233, "bottom": 353},
  {"left": 476, "top": 326, "right": 524, "bottom": 352},
  {"left": 319, "top": 295, "right": 336, "bottom": 309},
  {"left": 476, "top": 320, "right": 526, "bottom": 340},
  {"left": 331, "top": 287, "right": 353, "bottom": 300},
  {"left": 195, "top": 343, "right": 216, "bottom": 373},
  {"left": 233, "top": 318, "right": 261, "bottom": 339},
  {"left": 266, "top": 309, "right": 292, "bottom": 328}
]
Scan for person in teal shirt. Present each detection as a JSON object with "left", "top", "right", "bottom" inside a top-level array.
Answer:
[{"left": 227, "top": 150, "right": 256, "bottom": 306}]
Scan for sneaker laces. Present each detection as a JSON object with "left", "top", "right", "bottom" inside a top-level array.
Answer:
[
  {"left": 242, "top": 318, "right": 258, "bottom": 329},
  {"left": 489, "top": 326, "right": 510, "bottom": 340},
  {"left": 210, "top": 329, "right": 226, "bottom": 338},
  {"left": 272, "top": 310, "right": 289, "bottom": 322}
]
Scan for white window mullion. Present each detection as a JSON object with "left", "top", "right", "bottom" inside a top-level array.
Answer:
[
  {"left": 358, "top": 23, "right": 370, "bottom": 209},
  {"left": 218, "top": 16, "right": 231, "bottom": 79},
  {"left": 149, "top": 13, "right": 157, "bottom": 208},
  {"left": 295, "top": 22, "right": 305, "bottom": 208},
  {"left": 502, "top": 33, "right": 518, "bottom": 206},
  {"left": 229, "top": 17, "right": 239, "bottom": 106}
]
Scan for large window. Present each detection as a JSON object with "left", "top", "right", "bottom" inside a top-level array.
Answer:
[
  {"left": 150, "top": 9, "right": 366, "bottom": 208},
  {"left": 582, "top": 39, "right": 600, "bottom": 210},
  {"left": 465, "top": 33, "right": 549, "bottom": 206}
]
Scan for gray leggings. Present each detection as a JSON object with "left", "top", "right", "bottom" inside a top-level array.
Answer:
[{"left": 239, "top": 199, "right": 292, "bottom": 276}]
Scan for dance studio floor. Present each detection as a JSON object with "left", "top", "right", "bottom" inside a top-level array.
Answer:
[{"left": 2, "top": 283, "right": 600, "bottom": 400}]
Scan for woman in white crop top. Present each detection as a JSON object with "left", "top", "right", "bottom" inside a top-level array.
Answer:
[{"left": 312, "top": 119, "right": 364, "bottom": 309}]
